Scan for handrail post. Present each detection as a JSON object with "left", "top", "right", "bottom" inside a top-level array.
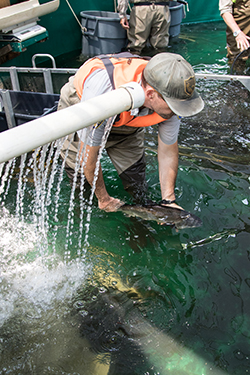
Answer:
[
  {"left": 9, "top": 67, "right": 20, "bottom": 91},
  {"left": 0, "top": 90, "right": 16, "bottom": 129},
  {"left": 43, "top": 69, "right": 54, "bottom": 94},
  {"left": 32, "top": 53, "right": 57, "bottom": 68}
]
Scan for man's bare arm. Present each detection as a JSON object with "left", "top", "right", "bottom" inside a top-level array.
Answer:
[{"left": 82, "top": 144, "right": 123, "bottom": 211}]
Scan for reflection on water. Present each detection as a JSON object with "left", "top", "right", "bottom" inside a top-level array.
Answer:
[{"left": 1, "top": 21, "right": 250, "bottom": 375}]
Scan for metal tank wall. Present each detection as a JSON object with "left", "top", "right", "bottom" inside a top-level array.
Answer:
[{"left": 184, "top": 0, "right": 221, "bottom": 23}]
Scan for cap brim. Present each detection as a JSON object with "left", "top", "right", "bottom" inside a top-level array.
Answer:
[{"left": 163, "top": 89, "right": 204, "bottom": 118}]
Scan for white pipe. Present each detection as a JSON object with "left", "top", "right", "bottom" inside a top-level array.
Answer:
[{"left": 0, "top": 82, "right": 145, "bottom": 164}]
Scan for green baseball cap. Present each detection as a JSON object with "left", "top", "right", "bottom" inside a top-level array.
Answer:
[{"left": 144, "top": 53, "right": 204, "bottom": 117}]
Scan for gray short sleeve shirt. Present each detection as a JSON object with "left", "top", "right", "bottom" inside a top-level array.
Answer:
[{"left": 77, "top": 69, "right": 180, "bottom": 146}]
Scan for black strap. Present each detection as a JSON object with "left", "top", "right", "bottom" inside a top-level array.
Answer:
[
  {"left": 93, "top": 52, "right": 151, "bottom": 125},
  {"left": 95, "top": 52, "right": 150, "bottom": 90},
  {"left": 97, "top": 56, "right": 116, "bottom": 89},
  {"left": 159, "top": 199, "right": 176, "bottom": 205},
  {"left": 134, "top": 2, "right": 169, "bottom": 5},
  {"left": 133, "top": 0, "right": 187, "bottom": 5}
]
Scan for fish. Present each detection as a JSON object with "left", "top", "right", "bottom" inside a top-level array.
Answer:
[
  {"left": 118, "top": 203, "right": 202, "bottom": 229},
  {"left": 77, "top": 287, "right": 227, "bottom": 375}
]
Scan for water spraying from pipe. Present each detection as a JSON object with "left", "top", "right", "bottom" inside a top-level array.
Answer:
[{"left": 0, "top": 82, "right": 145, "bottom": 164}]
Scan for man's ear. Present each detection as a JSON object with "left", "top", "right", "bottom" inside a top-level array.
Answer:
[
  {"left": 143, "top": 86, "right": 155, "bottom": 109},
  {"left": 144, "top": 86, "right": 155, "bottom": 101}
]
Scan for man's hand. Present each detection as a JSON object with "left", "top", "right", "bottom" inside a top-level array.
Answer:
[
  {"left": 99, "top": 197, "right": 124, "bottom": 212},
  {"left": 236, "top": 32, "right": 250, "bottom": 52},
  {"left": 161, "top": 201, "right": 184, "bottom": 211},
  {"left": 222, "top": 12, "right": 250, "bottom": 52},
  {"left": 120, "top": 16, "right": 129, "bottom": 30}
]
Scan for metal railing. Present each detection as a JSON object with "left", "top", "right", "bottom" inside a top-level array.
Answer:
[
  {"left": 0, "top": 65, "right": 77, "bottom": 94},
  {"left": 0, "top": 54, "right": 77, "bottom": 129},
  {"left": 0, "top": 89, "right": 16, "bottom": 129},
  {"left": 196, "top": 72, "right": 250, "bottom": 92},
  {"left": 1, "top": 67, "right": 250, "bottom": 95},
  {"left": 1, "top": 52, "right": 250, "bottom": 131}
]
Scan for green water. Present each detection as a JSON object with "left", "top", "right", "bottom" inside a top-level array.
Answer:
[{"left": 0, "top": 21, "right": 250, "bottom": 374}]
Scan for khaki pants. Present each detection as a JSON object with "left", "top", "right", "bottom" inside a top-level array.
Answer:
[
  {"left": 127, "top": 4, "right": 171, "bottom": 52},
  {"left": 226, "top": 0, "right": 250, "bottom": 60},
  {"left": 58, "top": 77, "right": 148, "bottom": 202}
]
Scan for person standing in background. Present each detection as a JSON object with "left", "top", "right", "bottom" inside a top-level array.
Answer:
[
  {"left": 118, "top": 0, "right": 171, "bottom": 54},
  {"left": 219, "top": 0, "right": 250, "bottom": 62}
]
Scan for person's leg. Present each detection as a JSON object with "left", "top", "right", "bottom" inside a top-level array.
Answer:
[
  {"left": 57, "top": 76, "right": 80, "bottom": 110},
  {"left": 119, "top": 153, "right": 148, "bottom": 204},
  {"left": 149, "top": 5, "right": 171, "bottom": 50},
  {"left": 127, "top": 6, "right": 152, "bottom": 53},
  {"left": 57, "top": 77, "right": 85, "bottom": 185},
  {"left": 106, "top": 127, "right": 149, "bottom": 204}
]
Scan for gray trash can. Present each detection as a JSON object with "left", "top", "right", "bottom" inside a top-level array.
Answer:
[
  {"left": 80, "top": 11, "right": 128, "bottom": 57},
  {"left": 169, "top": 1, "right": 185, "bottom": 38},
  {"left": 80, "top": 4, "right": 185, "bottom": 57}
]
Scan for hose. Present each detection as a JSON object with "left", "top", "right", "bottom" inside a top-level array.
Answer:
[{"left": 230, "top": 47, "right": 250, "bottom": 74}]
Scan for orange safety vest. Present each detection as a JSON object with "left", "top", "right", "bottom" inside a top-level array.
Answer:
[{"left": 73, "top": 55, "right": 166, "bottom": 127}]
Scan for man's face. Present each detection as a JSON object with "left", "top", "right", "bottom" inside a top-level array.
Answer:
[{"left": 146, "top": 91, "right": 175, "bottom": 119}]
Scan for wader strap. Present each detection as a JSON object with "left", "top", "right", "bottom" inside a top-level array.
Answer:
[
  {"left": 94, "top": 52, "right": 150, "bottom": 125},
  {"left": 96, "top": 52, "right": 148, "bottom": 89},
  {"left": 133, "top": 2, "right": 170, "bottom": 5},
  {"left": 133, "top": 0, "right": 187, "bottom": 5},
  {"left": 97, "top": 55, "right": 116, "bottom": 89}
]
